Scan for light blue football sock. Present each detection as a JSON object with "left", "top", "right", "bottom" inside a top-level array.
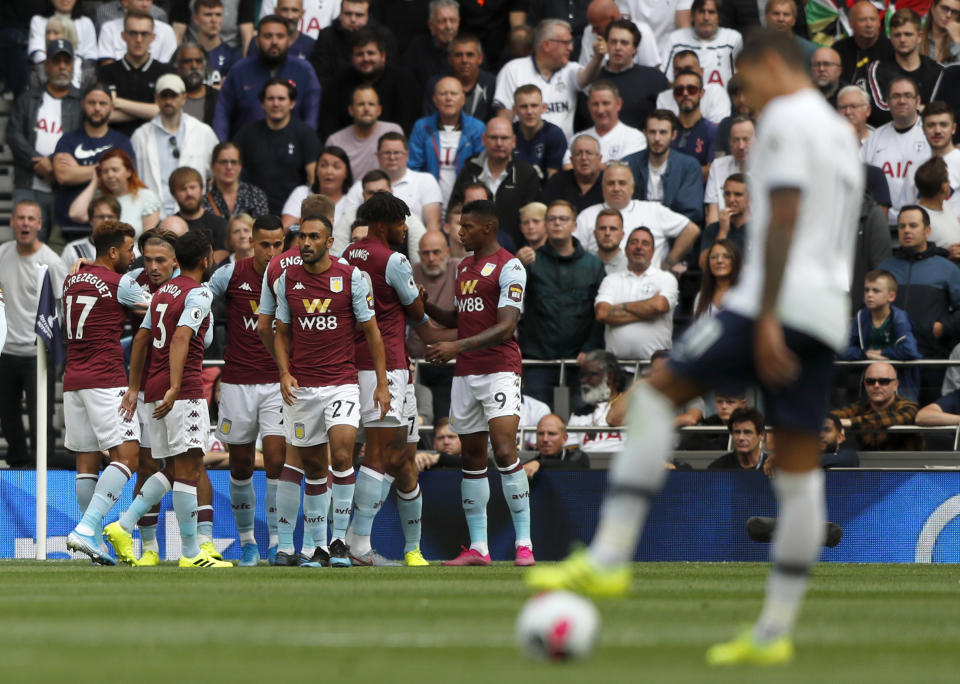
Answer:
[
  {"left": 196, "top": 505, "right": 214, "bottom": 545},
  {"left": 172, "top": 480, "right": 199, "bottom": 558},
  {"left": 230, "top": 476, "right": 256, "bottom": 544},
  {"left": 330, "top": 468, "right": 355, "bottom": 542},
  {"left": 303, "top": 478, "right": 329, "bottom": 552},
  {"left": 462, "top": 469, "right": 490, "bottom": 554},
  {"left": 351, "top": 466, "right": 383, "bottom": 555},
  {"left": 276, "top": 465, "right": 303, "bottom": 553},
  {"left": 119, "top": 470, "right": 172, "bottom": 532},
  {"left": 266, "top": 477, "right": 279, "bottom": 547},
  {"left": 76, "top": 462, "right": 131, "bottom": 536},
  {"left": 139, "top": 515, "right": 159, "bottom": 553},
  {"left": 76, "top": 473, "right": 97, "bottom": 514},
  {"left": 397, "top": 484, "right": 423, "bottom": 553},
  {"left": 499, "top": 463, "right": 532, "bottom": 547}
]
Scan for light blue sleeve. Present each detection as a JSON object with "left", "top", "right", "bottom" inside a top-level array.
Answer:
[
  {"left": 140, "top": 305, "right": 153, "bottom": 330},
  {"left": 203, "top": 313, "right": 214, "bottom": 348},
  {"left": 259, "top": 268, "right": 277, "bottom": 316},
  {"left": 177, "top": 287, "right": 213, "bottom": 334},
  {"left": 275, "top": 271, "right": 291, "bottom": 324},
  {"left": 117, "top": 273, "right": 148, "bottom": 308},
  {"left": 127, "top": 267, "right": 144, "bottom": 280},
  {"left": 385, "top": 252, "right": 419, "bottom": 306},
  {"left": 497, "top": 258, "right": 527, "bottom": 310},
  {"left": 351, "top": 267, "right": 375, "bottom": 323},
  {"left": 207, "top": 262, "right": 234, "bottom": 298}
]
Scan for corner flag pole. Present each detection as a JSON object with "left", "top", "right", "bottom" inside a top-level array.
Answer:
[{"left": 35, "top": 341, "right": 48, "bottom": 560}]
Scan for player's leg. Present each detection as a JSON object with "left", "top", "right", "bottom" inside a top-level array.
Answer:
[
  {"left": 228, "top": 441, "right": 258, "bottom": 564},
  {"left": 394, "top": 386, "right": 427, "bottom": 566},
  {"left": 64, "top": 390, "right": 101, "bottom": 513},
  {"left": 196, "top": 467, "right": 220, "bottom": 558},
  {"left": 262, "top": 434, "right": 286, "bottom": 561},
  {"left": 350, "top": 425, "right": 406, "bottom": 566},
  {"left": 328, "top": 423, "right": 359, "bottom": 567},
  {"left": 173, "top": 446, "right": 231, "bottom": 568},
  {"left": 298, "top": 444, "right": 331, "bottom": 567},
  {"left": 131, "top": 450, "right": 162, "bottom": 564},
  {"left": 75, "top": 454, "right": 99, "bottom": 514},
  {"left": 275, "top": 443, "right": 306, "bottom": 565}
]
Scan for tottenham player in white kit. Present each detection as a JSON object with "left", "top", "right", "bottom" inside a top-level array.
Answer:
[{"left": 529, "top": 30, "right": 865, "bottom": 666}]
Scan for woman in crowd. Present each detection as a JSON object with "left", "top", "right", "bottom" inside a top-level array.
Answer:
[
  {"left": 69, "top": 149, "right": 160, "bottom": 236},
  {"left": 220, "top": 213, "right": 255, "bottom": 265},
  {"left": 30, "top": 14, "right": 97, "bottom": 90},
  {"left": 203, "top": 142, "right": 269, "bottom": 219},
  {"left": 28, "top": 0, "right": 97, "bottom": 64},
  {"left": 923, "top": 0, "right": 960, "bottom": 63},
  {"left": 694, "top": 238, "right": 742, "bottom": 319},
  {"left": 282, "top": 146, "right": 353, "bottom": 229}
]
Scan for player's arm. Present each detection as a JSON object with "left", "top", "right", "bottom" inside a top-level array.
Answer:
[
  {"left": 426, "top": 306, "right": 521, "bottom": 364},
  {"left": 155, "top": 325, "right": 192, "bottom": 418},
  {"left": 272, "top": 272, "right": 298, "bottom": 404},
  {"left": 351, "top": 268, "right": 389, "bottom": 416},
  {"left": 207, "top": 263, "right": 233, "bottom": 299},
  {"left": 120, "top": 324, "right": 151, "bottom": 420},
  {"left": 117, "top": 274, "right": 151, "bottom": 315},
  {"left": 423, "top": 299, "right": 458, "bottom": 329},
  {"left": 360, "top": 317, "right": 391, "bottom": 419},
  {"left": 257, "top": 267, "right": 278, "bottom": 360}
]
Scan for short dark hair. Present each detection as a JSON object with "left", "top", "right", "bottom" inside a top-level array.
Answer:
[
  {"left": 175, "top": 229, "right": 212, "bottom": 270},
  {"left": 605, "top": 18, "right": 641, "bottom": 46},
  {"left": 673, "top": 49, "right": 699, "bottom": 65},
  {"left": 123, "top": 9, "right": 154, "bottom": 30},
  {"left": 259, "top": 76, "right": 296, "bottom": 102},
  {"left": 865, "top": 269, "right": 898, "bottom": 294},
  {"left": 139, "top": 228, "right": 178, "bottom": 255},
  {"left": 462, "top": 199, "right": 500, "bottom": 229},
  {"left": 886, "top": 75, "right": 918, "bottom": 100},
  {"left": 450, "top": 32, "right": 483, "bottom": 53},
  {"left": 899, "top": 204, "right": 931, "bottom": 226},
  {"left": 628, "top": 226, "right": 655, "bottom": 245},
  {"left": 737, "top": 27, "right": 805, "bottom": 72},
  {"left": 82, "top": 82, "right": 112, "bottom": 101},
  {"left": 724, "top": 172, "right": 747, "bottom": 186},
  {"left": 914, "top": 157, "right": 949, "bottom": 199},
  {"left": 211, "top": 141, "right": 241, "bottom": 165},
  {"left": 301, "top": 213, "right": 334, "bottom": 236},
  {"left": 350, "top": 26, "right": 386, "bottom": 52},
  {"left": 645, "top": 109, "right": 678, "bottom": 132},
  {"left": 253, "top": 214, "right": 284, "bottom": 234},
  {"left": 377, "top": 131, "right": 408, "bottom": 151},
  {"left": 674, "top": 68, "right": 703, "bottom": 87},
  {"left": 692, "top": 0, "right": 722, "bottom": 13},
  {"left": 88, "top": 194, "right": 121, "bottom": 222},
  {"left": 461, "top": 182, "right": 493, "bottom": 200},
  {"left": 922, "top": 100, "right": 955, "bottom": 123},
  {"left": 92, "top": 220, "right": 135, "bottom": 256},
  {"left": 825, "top": 414, "right": 843, "bottom": 432},
  {"left": 362, "top": 169, "right": 391, "bottom": 187},
  {"left": 728, "top": 407, "right": 765, "bottom": 435},
  {"left": 258, "top": 13, "right": 291, "bottom": 33},
  {"left": 357, "top": 190, "right": 410, "bottom": 224}
]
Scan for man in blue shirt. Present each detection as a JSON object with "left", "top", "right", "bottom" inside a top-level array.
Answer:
[
  {"left": 212, "top": 13, "right": 321, "bottom": 140},
  {"left": 512, "top": 84, "right": 567, "bottom": 181},
  {"left": 671, "top": 68, "right": 717, "bottom": 172}
]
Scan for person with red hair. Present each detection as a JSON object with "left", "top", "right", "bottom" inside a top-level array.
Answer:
[{"left": 69, "top": 148, "right": 160, "bottom": 235}]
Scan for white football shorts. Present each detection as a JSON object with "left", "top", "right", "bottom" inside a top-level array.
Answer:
[{"left": 450, "top": 372, "right": 522, "bottom": 435}]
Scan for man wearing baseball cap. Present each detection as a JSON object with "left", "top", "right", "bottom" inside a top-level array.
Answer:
[
  {"left": 6, "top": 39, "right": 83, "bottom": 244},
  {"left": 131, "top": 73, "right": 220, "bottom": 216}
]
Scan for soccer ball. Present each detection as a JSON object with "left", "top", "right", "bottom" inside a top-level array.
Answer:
[{"left": 515, "top": 591, "right": 600, "bottom": 661}]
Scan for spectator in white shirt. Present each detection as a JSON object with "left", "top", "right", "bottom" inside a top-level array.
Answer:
[
  {"left": 659, "top": 0, "right": 742, "bottom": 88},
  {"left": 655, "top": 49, "right": 732, "bottom": 123},
  {"left": 563, "top": 80, "right": 646, "bottom": 166},
  {"left": 595, "top": 226, "right": 679, "bottom": 359},
  {"left": 578, "top": 0, "right": 661, "bottom": 68},
  {"left": 704, "top": 114, "right": 753, "bottom": 225},
  {"left": 838, "top": 84, "right": 873, "bottom": 147},
  {"left": 98, "top": 3, "right": 178, "bottom": 64}
]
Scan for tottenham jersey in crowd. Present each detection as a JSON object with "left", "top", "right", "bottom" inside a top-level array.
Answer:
[
  {"left": 494, "top": 57, "right": 583, "bottom": 139},
  {"left": 141, "top": 276, "right": 213, "bottom": 402},
  {"left": 62, "top": 264, "right": 146, "bottom": 392},
  {"left": 562, "top": 121, "right": 647, "bottom": 166},
  {"left": 660, "top": 27, "right": 743, "bottom": 87},
  {"left": 454, "top": 248, "right": 526, "bottom": 376},
  {"left": 275, "top": 260, "right": 373, "bottom": 386},
  {"left": 725, "top": 88, "right": 865, "bottom": 352},
  {"left": 259, "top": 246, "right": 303, "bottom": 317},
  {"left": 344, "top": 238, "right": 420, "bottom": 371},
  {"left": 208, "top": 258, "right": 279, "bottom": 385},
  {"left": 617, "top": 0, "right": 694, "bottom": 44},
  {"left": 860, "top": 118, "right": 930, "bottom": 211}
]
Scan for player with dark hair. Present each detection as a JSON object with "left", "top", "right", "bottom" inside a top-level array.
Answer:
[
  {"left": 207, "top": 214, "right": 286, "bottom": 566},
  {"left": 64, "top": 220, "right": 148, "bottom": 564},
  {"left": 344, "top": 191, "right": 435, "bottom": 566},
  {"left": 117, "top": 230, "right": 232, "bottom": 568},
  {"left": 529, "top": 29, "right": 865, "bottom": 665},
  {"left": 423, "top": 199, "right": 533, "bottom": 566},
  {"left": 272, "top": 213, "right": 390, "bottom": 567}
]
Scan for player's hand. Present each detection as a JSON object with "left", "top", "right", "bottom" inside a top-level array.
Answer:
[
  {"left": 754, "top": 314, "right": 798, "bottom": 387},
  {"left": 418, "top": 284, "right": 429, "bottom": 305},
  {"left": 153, "top": 387, "right": 178, "bottom": 419},
  {"left": 592, "top": 34, "right": 607, "bottom": 58},
  {"left": 69, "top": 257, "right": 92, "bottom": 275},
  {"left": 516, "top": 246, "right": 536, "bottom": 265},
  {"left": 280, "top": 372, "right": 299, "bottom": 405},
  {"left": 119, "top": 389, "right": 138, "bottom": 421},
  {"left": 373, "top": 382, "right": 391, "bottom": 420},
  {"left": 426, "top": 341, "right": 460, "bottom": 364}
]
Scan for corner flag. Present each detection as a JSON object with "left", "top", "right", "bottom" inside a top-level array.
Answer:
[{"left": 34, "top": 265, "right": 63, "bottom": 369}]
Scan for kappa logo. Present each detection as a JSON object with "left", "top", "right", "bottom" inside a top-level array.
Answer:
[
  {"left": 293, "top": 282, "right": 306, "bottom": 290},
  {"left": 480, "top": 263, "right": 496, "bottom": 277},
  {"left": 460, "top": 279, "right": 478, "bottom": 294},
  {"left": 188, "top": 425, "right": 200, "bottom": 433},
  {"left": 239, "top": 282, "right": 253, "bottom": 291},
  {"left": 302, "top": 298, "right": 332, "bottom": 313},
  {"left": 189, "top": 411, "right": 200, "bottom": 419}
]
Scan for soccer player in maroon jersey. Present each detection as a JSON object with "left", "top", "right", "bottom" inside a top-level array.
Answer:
[
  {"left": 343, "top": 192, "right": 435, "bottom": 567},
  {"left": 207, "top": 215, "right": 285, "bottom": 566},
  {"left": 118, "top": 230, "right": 232, "bottom": 568},
  {"left": 273, "top": 213, "right": 391, "bottom": 567},
  {"left": 64, "top": 221, "right": 148, "bottom": 564},
  {"left": 423, "top": 200, "right": 534, "bottom": 566}
]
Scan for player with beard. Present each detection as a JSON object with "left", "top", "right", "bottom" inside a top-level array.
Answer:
[
  {"left": 423, "top": 200, "right": 534, "bottom": 567},
  {"left": 116, "top": 230, "right": 232, "bottom": 568},
  {"left": 207, "top": 215, "right": 285, "bottom": 566},
  {"left": 273, "top": 214, "right": 389, "bottom": 567},
  {"left": 343, "top": 192, "right": 435, "bottom": 566},
  {"left": 64, "top": 220, "right": 148, "bottom": 564}
]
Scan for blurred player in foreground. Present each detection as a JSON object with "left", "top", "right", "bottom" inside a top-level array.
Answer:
[{"left": 527, "top": 30, "right": 865, "bottom": 665}]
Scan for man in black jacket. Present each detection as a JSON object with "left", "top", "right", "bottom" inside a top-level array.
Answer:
[
  {"left": 449, "top": 117, "right": 541, "bottom": 246},
  {"left": 309, "top": 0, "right": 396, "bottom": 90},
  {"left": 523, "top": 414, "right": 590, "bottom": 479}
]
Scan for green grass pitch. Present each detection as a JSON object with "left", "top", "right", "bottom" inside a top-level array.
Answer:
[{"left": 1, "top": 561, "right": 957, "bottom": 683}]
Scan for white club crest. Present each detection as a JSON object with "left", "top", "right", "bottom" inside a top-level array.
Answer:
[
  {"left": 330, "top": 276, "right": 343, "bottom": 293},
  {"left": 480, "top": 263, "right": 496, "bottom": 277}
]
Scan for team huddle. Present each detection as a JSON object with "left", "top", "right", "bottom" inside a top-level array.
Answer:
[{"left": 63, "top": 192, "right": 534, "bottom": 569}]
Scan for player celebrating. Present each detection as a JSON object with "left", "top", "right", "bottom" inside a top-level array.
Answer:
[
  {"left": 423, "top": 200, "right": 534, "bottom": 567},
  {"left": 117, "top": 230, "right": 232, "bottom": 568},
  {"left": 272, "top": 213, "right": 390, "bottom": 567},
  {"left": 528, "top": 30, "right": 865, "bottom": 666},
  {"left": 64, "top": 220, "right": 147, "bottom": 564},
  {"left": 344, "top": 192, "right": 434, "bottom": 567},
  {"left": 207, "top": 215, "right": 286, "bottom": 566}
]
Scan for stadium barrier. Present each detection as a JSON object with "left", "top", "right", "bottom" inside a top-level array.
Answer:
[{"left": 3, "top": 469, "right": 959, "bottom": 563}]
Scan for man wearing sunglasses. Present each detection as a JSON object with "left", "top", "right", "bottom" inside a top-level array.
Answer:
[
  {"left": 131, "top": 74, "right": 219, "bottom": 216},
  {"left": 831, "top": 362, "right": 919, "bottom": 450}
]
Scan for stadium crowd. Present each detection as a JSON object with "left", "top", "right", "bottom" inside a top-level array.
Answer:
[{"left": 2, "top": 0, "right": 960, "bottom": 563}]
